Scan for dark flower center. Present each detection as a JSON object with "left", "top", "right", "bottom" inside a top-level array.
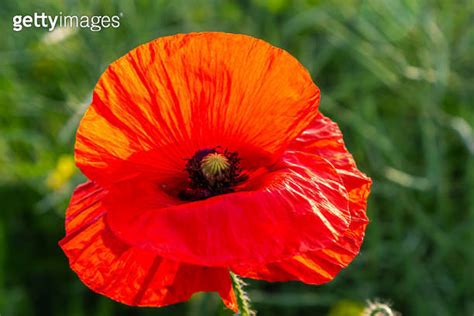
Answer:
[{"left": 179, "top": 147, "right": 248, "bottom": 201}]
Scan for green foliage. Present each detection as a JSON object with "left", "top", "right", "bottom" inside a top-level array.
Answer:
[{"left": 1, "top": 0, "right": 473, "bottom": 315}]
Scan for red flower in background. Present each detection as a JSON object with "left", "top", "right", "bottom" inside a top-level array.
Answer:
[{"left": 59, "top": 32, "right": 371, "bottom": 311}]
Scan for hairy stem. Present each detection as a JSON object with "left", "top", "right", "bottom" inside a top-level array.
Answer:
[{"left": 230, "top": 272, "right": 255, "bottom": 316}]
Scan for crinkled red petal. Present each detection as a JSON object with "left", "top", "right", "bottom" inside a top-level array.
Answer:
[
  {"left": 231, "top": 113, "right": 371, "bottom": 284},
  {"left": 105, "top": 148, "right": 350, "bottom": 267},
  {"left": 75, "top": 32, "right": 320, "bottom": 186},
  {"left": 59, "top": 182, "right": 237, "bottom": 311}
]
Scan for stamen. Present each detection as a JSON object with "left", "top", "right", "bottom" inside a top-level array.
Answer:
[{"left": 179, "top": 147, "right": 248, "bottom": 201}]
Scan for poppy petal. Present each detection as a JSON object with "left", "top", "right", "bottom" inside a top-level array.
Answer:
[
  {"left": 105, "top": 149, "right": 351, "bottom": 267},
  {"left": 230, "top": 113, "right": 371, "bottom": 283},
  {"left": 75, "top": 32, "right": 320, "bottom": 186},
  {"left": 59, "top": 182, "right": 237, "bottom": 310}
]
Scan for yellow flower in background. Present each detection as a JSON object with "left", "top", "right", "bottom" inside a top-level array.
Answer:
[
  {"left": 328, "top": 300, "right": 365, "bottom": 316},
  {"left": 46, "top": 155, "right": 76, "bottom": 190}
]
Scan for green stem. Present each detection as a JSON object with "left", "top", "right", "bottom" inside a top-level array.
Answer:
[{"left": 230, "top": 272, "right": 255, "bottom": 316}]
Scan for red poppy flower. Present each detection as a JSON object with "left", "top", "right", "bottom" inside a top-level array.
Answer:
[{"left": 59, "top": 32, "right": 371, "bottom": 311}]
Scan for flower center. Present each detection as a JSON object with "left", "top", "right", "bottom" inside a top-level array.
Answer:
[
  {"left": 201, "top": 153, "right": 230, "bottom": 182},
  {"left": 179, "top": 147, "right": 248, "bottom": 201}
]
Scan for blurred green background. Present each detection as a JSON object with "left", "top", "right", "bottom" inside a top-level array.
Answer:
[{"left": 1, "top": 0, "right": 473, "bottom": 315}]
